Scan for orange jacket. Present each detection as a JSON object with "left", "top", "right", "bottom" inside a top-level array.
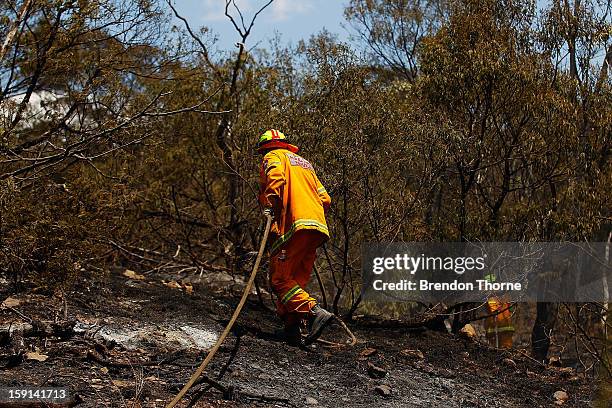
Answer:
[{"left": 259, "top": 148, "right": 331, "bottom": 254}]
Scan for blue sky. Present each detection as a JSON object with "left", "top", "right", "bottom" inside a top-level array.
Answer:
[{"left": 172, "top": 0, "right": 350, "bottom": 52}]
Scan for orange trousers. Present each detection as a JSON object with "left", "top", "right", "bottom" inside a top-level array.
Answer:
[
  {"left": 484, "top": 297, "right": 514, "bottom": 349},
  {"left": 269, "top": 230, "right": 325, "bottom": 325}
]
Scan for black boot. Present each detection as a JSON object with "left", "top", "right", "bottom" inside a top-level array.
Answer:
[{"left": 304, "top": 305, "right": 334, "bottom": 345}]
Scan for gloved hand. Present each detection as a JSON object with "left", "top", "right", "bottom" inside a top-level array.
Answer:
[{"left": 263, "top": 207, "right": 274, "bottom": 218}]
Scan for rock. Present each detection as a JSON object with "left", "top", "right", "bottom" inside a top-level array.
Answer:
[
  {"left": 374, "top": 384, "right": 392, "bottom": 398},
  {"left": 1, "top": 296, "right": 21, "bottom": 308},
  {"left": 123, "top": 269, "right": 145, "bottom": 280},
  {"left": 553, "top": 390, "right": 568, "bottom": 405},
  {"left": 502, "top": 358, "right": 517, "bottom": 368},
  {"left": 164, "top": 280, "right": 182, "bottom": 289},
  {"left": 305, "top": 396, "right": 318, "bottom": 405},
  {"left": 459, "top": 324, "right": 477, "bottom": 339},
  {"left": 198, "top": 272, "right": 238, "bottom": 292},
  {"left": 25, "top": 351, "right": 48, "bottom": 362},
  {"left": 400, "top": 349, "right": 424, "bottom": 359},
  {"left": 367, "top": 361, "right": 387, "bottom": 378}
]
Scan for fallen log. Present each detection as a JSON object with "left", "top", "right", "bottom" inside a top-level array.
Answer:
[{"left": 0, "top": 320, "right": 76, "bottom": 344}]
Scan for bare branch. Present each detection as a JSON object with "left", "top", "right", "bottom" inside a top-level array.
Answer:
[{"left": 165, "top": 0, "right": 221, "bottom": 79}]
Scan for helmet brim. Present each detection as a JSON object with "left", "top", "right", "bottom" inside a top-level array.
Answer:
[{"left": 257, "top": 140, "right": 299, "bottom": 153}]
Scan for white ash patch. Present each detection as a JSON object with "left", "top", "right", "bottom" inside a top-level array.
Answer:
[{"left": 75, "top": 320, "right": 218, "bottom": 351}]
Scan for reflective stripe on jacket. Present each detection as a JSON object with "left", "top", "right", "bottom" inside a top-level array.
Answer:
[{"left": 259, "top": 148, "right": 331, "bottom": 254}]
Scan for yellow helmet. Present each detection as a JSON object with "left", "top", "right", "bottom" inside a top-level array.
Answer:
[{"left": 257, "top": 129, "right": 298, "bottom": 153}]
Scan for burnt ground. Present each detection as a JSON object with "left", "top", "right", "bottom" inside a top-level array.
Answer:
[{"left": 0, "top": 270, "right": 608, "bottom": 408}]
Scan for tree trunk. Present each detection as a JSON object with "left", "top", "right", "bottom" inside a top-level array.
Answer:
[{"left": 532, "top": 302, "right": 558, "bottom": 362}]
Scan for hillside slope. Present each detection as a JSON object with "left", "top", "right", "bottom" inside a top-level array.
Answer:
[{"left": 0, "top": 272, "right": 603, "bottom": 407}]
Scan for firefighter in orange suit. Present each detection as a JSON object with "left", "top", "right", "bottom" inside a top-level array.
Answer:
[
  {"left": 257, "top": 129, "right": 334, "bottom": 346},
  {"left": 483, "top": 274, "right": 514, "bottom": 349}
]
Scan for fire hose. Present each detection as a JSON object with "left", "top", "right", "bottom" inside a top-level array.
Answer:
[
  {"left": 167, "top": 214, "right": 356, "bottom": 407},
  {"left": 166, "top": 214, "right": 273, "bottom": 408}
]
